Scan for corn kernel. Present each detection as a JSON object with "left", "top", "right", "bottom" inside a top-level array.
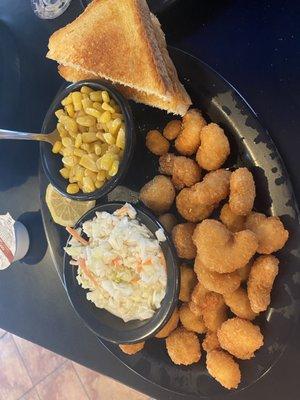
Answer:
[
  {"left": 73, "top": 165, "right": 85, "bottom": 182},
  {"left": 65, "top": 103, "right": 75, "bottom": 118},
  {"left": 107, "top": 145, "right": 120, "bottom": 155},
  {"left": 112, "top": 112, "right": 123, "bottom": 120},
  {"left": 102, "top": 91, "right": 110, "bottom": 103},
  {"left": 78, "top": 125, "right": 88, "bottom": 133},
  {"left": 82, "top": 131, "right": 98, "bottom": 143},
  {"left": 62, "top": 137, "right": 73, "bottom": 147},
  {"left": 94, "top": 143, "right": 102, "bottom": 156},
  {"left": 85, "top": 107, "right": 102, "bottom": 121},
  {"left": 57, "top": 122, "right": 68, "bottom": 138},
  {"left": 110, "top": 118, "right": 122, "bottom": 135},
  {"left": 88, "top": 153, "right": 98, "bottom": 161},
  {"left": 108, "top": 160, "right": 119, "bottom": 176},
  {"left": 61, "top": 94, "right": 73, "bottom": 106},
  {"left": 99, "top": 111, "right": 111, "bottom": 124},
  {"left": 89, "top": 91, "right": 102, "bottom": 102},
  {"left": 67, "top": 183, "right": 79, "bottom": 194},
  {"left": 102, "top": 102, "right": 115, "bottom": 113},
  {"left": 97, "top": 170, "right": 107, "bottom": 181},
  {"left": 82, "top": 177, "right": 95, "bottom": 192},
  {"left": 60, "top": 115, "right": 78, "bottom": 134},
  {"left": 76, "top": 115, "right": 97, "bottom": 127},
  {"left": 73, "top": 148, "right": 86, "bottom": 157},
  {"left": 101, "top": 143, "right": 109, "bottom": 154},
  {"left": 79, "top": 155, "right": 98, "bottom": 172},
  {"left": 116, "top": 127, "right": 125, "bottom": 150},
  {"left": 52, "top": 141, "right": 62, "bottom": 154},
  {"left": 75, "top": 133, "right": 82, "bottom": 148},
  {"left": 62, "top": 155, "right": 78, "bottom": 167},
  {"left": 80, "top": 85, "right": 93, "bottom": 94},
  {"left": 72, "top": 91, "right": 82, "bottom": 111},
  {"left": 60, "top": 167, "right": 70, "bottom": 179},
  {"left": 93, "top": 102, "right": 103, "bottom": 111},
  {"left": 76, "top": 110, "right": 85, "bottom": 118},
  {"left": 84, "top": 170, "right": 98, "bottom": 181},
  {"left": 55, "top": 109, "right": 64, "bottom": 119},
  {"left": 95, "top": 180, "right": 105, "bottom": 189},
  {"left": 81, "top": 143, "right": 90, "bottom": 152},
  {"left": 82, "top": 98, "right": 93, "bottom": 110},
  {"left": 96, "top": 132, "right": 105, "bottom": 142},
  {"left": 62, "top": 147, "right": 74, "bottom": 157},
  {"left": 97, "top": 153, "right": 116, "bottom": 171},
  {"left": 103, "top": 132, "right": 115, "bottom": 145}
]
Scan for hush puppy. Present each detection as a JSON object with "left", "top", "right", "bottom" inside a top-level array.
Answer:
[
  {"left": 192, "top": 219, "right": 258, "bottom": 273},
  {"left": 224, "top": 287, "right": 258, "bottom": 320},
  {"left": 140, "top": 175, "right": 175, "bottom": 215},
  {"left": 158, "top": 213, "right": 177, "bottom": 233},
  {"left": 220, "top": 203, "right": 246, "bottom": 232},
  {"left": 155, "top": 308, "right": 179, "bottom": 338},
  {"left": 179, "top": 303, "right": 207, "bottom": 334},
  {"left": 194, "top": 256, "right": 241, "bottom": 295},
  {"left": 179, "top": 264, "right": 197, "bottom": 302},
  {"left": 166, "top": 327, "right": 201, "bottom": 365},
  {"left": 201, "top": 292, "right": 227, "bottom": 332},
  {"left": 202, "top": 331, "right": 220, "bottom": 352},
  {"left": 217, "top": 317, "right": 264, "bottom": 359},
  {"left": 245, "top": 212, "right": 289, "bottom": 254},
  {"left": 247, "top": 255, "right": 279, "bottom": 313},
  {"left": 196, "top": 123, "right": 230, "bottom": 171},
  {"left": 206, "top": 350, "right": 241, "bottom": 389},
  {"left": 229, "top": 168, "right": 256, "bottom": 216},
  {"left": 119, "top": 342, "right": 145, "bottom": 355},
  {"left": 175, "top": 109, "right": 207, "bottom": 155},
  {"left": 146, "top": 130, "right": 170, "bottom": 156},
  {"left": 172, "top": 223, "right": 197, "bottom": 259},
  {"left": 163, "top": 120, "right": 181, "bottom": 140}
]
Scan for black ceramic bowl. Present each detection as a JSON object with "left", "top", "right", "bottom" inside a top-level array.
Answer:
[
  {"left": 41, "top": 80, "right": 135, "bottom": 201},
  {"left": 63, "top": 201, "right": 179, "bottom": 344}
]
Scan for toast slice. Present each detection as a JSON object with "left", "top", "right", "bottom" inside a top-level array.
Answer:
[{"left": 47, "top": 0, "right": 191, "bottom": 115}]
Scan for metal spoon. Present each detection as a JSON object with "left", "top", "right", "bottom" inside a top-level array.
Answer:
[{"left": 0, "top": 128, "right": 59, "bottom": 145}]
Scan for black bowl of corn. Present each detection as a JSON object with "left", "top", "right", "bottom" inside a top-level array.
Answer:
[{"left": 41, "top": 80, "right": 135, "bottom": 201}]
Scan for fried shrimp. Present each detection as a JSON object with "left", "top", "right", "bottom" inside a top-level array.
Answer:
[
  {"left": 179, "top": 264, "right": 197, "bottom": 302},
  {"left": 119, "top": 342, "right": 145, "bottom": 355},
  {"left": 224, "top": 287, "right": 258, "bottom": 320},
  {"left": 196, "top": 123, "right": 230, "bottom": 170},
  {"left": 179, "top": 303, "right": 206, "bottom": 333},
  {"left": 202, "top": 331, "right": 220, "bottom": 352},
  {"left": 139, "top": 175, "right": 175, "bottom": 214},
  {"left": 201, "top": 292, "right": 227, "bottom": 332},
  {"left": 217, "top": 317, "right": 264, "bottom": 360},
  {"left": 220, "top": 203, "right": 246, "bottom": 232},
  {"left": 237, "top": 262, "right": 252, "bottom": 282},
  {"left": 175, "top": 109, "right": 207, "bottom": 155},
  {"left": 166, "top": 327, "right": 201, "bottom": 365},
  {"left": 229, "top": 168, "right": 256, "bottom": 216},
  {"left": 172, "top": 223, "right": 197, "bottom": 259},
  {"left": 146, "top": 130, "right": 170, "bottom": 156},
  {"left": 192, "top": 219, "right": 258, "bottom": 273},
  {"left": 194, "top": 256, "right": 241, "bottom": 294},
  {"left": 158, "top": 213, "right": 177, "bottom": 233},
  {"left": 155, "top": 308, "right": 179, "bottom": 338},
  {"left": 206, "top": 350, "right": 241, "bottom": 389},
  {"left": 247, "top": 255, "right": 279, "bottom": 313},
  {"left": 163, "top": 120, "right": 181, "bottom": 140},
  {"left": 245, "top": 212, "right": 289, "bottom": 254},
  {"left": 159, "top": 153, "right": 175, "bottom": 175},
  {"left": 176, "top": 188, "right": 214, "bottom": 222},
  {"left": 188, "top": 282, "right": 209, "bottom": 317}
]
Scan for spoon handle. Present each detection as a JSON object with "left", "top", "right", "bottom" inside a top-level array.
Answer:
[{"left": 0, "top": 129, "right": 51, "bottom": 144}]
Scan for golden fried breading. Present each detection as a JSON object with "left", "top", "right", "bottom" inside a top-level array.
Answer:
[
  {"left": 192, "top": 219, "right": 258, "bottom": 273},
  {"left": 175, "top": 109, "right": 207, "bottom": 155},
  {"left": 194, "top": 256, "right": 241, "bottom": 294},
  {"left": 179, "top": 303, "right": 206, "bottom": 333},
  {"left": 172, "top": 223, "right": 197, "bottom": 259},
  {"left": 146, "top": 130, "right": 170, "bottom": 156},
  {"left": 119, "top": 342, "right": 145, "bottom": 355},
  {"left": 166, "top": 327, "right": 201, "bottom": 365},
  {"left": 158, "top": 213, "right": 177, "bottom": 233},
  {"left": 176, "top": 187, "right": 214, "bottom": 222},
  {"left": 206, "top": 350, "right": 241, "bottom": 389},
  {"left": 172, "top": 156, "right": 201, "bottom": 190},
  {"left": 217, "top": 317, "right": 264, "bottom": 359},
  {"left": 155, "top": 308, "right": 179, "bottom": 338},
  {"left": 224, "top": 287, "right": 258, "bottom": 320},
  {"left": 159, "top": 153, "right": 175, "bottom": 175},
  {"left": 179, "top": 264, "right": 197, "bottom": 302},
  {"left": 188, "top": 282, "right": 209, "bottom": 317},
  {"left": 237, "top": 262, "right": 252, "bottom": 282},
  {"left": 139, "top": 175, "right": 175, "bottom": 215},
  {"left": 247, "top": 255, "right": 279, "bottom": 313},
  {"left": 196, "top": 123, "right": 230, "bottom": 171},
  {"left": 229, "top": 168, "right": 256, "bottom": 216},
  {"left": 220, "top": 203, "right": 246, "bottom": 232},
  {"left": 202, "top": 331, "right": 220, "bottom": 352},
  {"left": 245, "top": 212, "right": 289, "bottom": 254},
  {"left": 201, "top": 292, "right": 227, "bottom": 332},
  {"left": 163, "top": 119, "right": 182, "bottom": 140}
]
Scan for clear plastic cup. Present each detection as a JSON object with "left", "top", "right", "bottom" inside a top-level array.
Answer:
[
  {"left": 31, "top": 0, "right": 72, "bottom": 20},
  {"left": 13, "top": 221, "right": 30, "bottom": 261}
]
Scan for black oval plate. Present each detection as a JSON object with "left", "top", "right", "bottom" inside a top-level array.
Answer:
[
  {"left": 39, "top": 47, "right": 300, "bottom": 398},
  {"left": 82, "top": 0, "right": 178, "bottom": 14}
]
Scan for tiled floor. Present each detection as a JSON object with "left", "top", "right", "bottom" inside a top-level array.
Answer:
[{"left": 0, "top": 331, "right": 149, "bottom": 400}]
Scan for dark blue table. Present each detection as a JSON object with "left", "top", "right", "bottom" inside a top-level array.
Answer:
[{"left": 0, "top": 1, "right": 299, "bottom": 399}]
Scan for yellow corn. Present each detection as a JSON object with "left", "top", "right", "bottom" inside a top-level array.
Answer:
[
  {"left": 62, "top": 147, "right": 74, "bottom": 157},
  {"left": 82, "top": 177, "right": 95, "bottom": 192},
  {"left": 116, "top": 127, "right": 125, "bottom": 150},
  {"left": 108, "top": 160, "right": 119, "bottom": 176},
  {"left": 102, "top": 102, "right": 115, "bottom": 113},
  {"left": 75, "top": 133, "right": 82, "bottom": 148},
  {"left": 67, "top": 183, "right": 79, "bottom": 194},
  {"left": 71, "top": 91, "right": 82, "bottom": 111},
  {"left": 97, "top": 153, "right": 116, "bottom": 171},
  {"left": 59, "top": 167, "right": 70, "bottom": 179},
  {"left": 99, "top": 111, "right": 111, "bottom": 124},
  {"left": 82, "top": 98, "right": 93, "bottom": 110},
  {"left": 96, "top": 132, "right": 105, "bottom": 142},
  {"left": 60, "top": 115, "right": 78, "bottom": 134},
  {"left": 82, "top": 131, "right": 98, "bottom": 143},
  {"left": 80, "top": 85, "right": 93, "bottom": 94},
  {"left": 78, "top": 125, "right": 88, "bottom": 133},
  {"left": 112, "top": 112, "right": 123, "bottom": 120},
  {"left": 55, "top": 109, "right": 65, "bottom": 119},
  {"left": 110, "top": 118, "right": 122, "bottom": 135},
  {"left": 79, "top": 155, "right": 98, "bottom": 172},
  {"left": 94, "top": 143, "right": 102, "bottom": 156},
  {"left": 89, "top": 91, "right": 102, "bottom": 102},
  {"left": 102, "top": 91, "right": 110, "bottom": 103},
  {"left": 103, "top": 132, "right": 115, "bottom": 145},
  {"left": 73, "top": 165, "right": 85, "bottom": 182},
  {"left": 62, "top": 137, "right": 73, "bottom": 147},
  {"left": 80, "top": 143, "right": 90, "bottom": 152},
  {"left": 76, "top": 115, "right": 97, "bottom": 127},
  {"left": 93, "top": 102, "right": 103, "bottom": 111},
  {"left": 61, "top": 94, "right": 73, "bottom": 106},
  {"left": 85, "top": 107, "right": 102, "bottom": 121},
  {"left": 62, "top": 155, "right": 78, "bottom": 167},
  {"left": 84, "top": 170, "right": 98, "bottom": 181},
  {"left": 88, "top": 153, "right": 98, "bottom": 161},
  {"left": 97, "top": 170, "right": 107, "bottom": 181},
  {"left": 65, "top": 104, "right": 75, "bottom": 118},
  {"left": 57, "top": 123, "right": 68, "bottom": 138},
  {"left": 107, "top": 145, "right": 120, "bottom": 155},
  {"left": 73, "top": 148, "right": 86, "bottom": 157},
  {"left": 95, "top": 180, "right": 105, "bottom": 189},
  {"left": 52, "top": 141, "right": 62, "bottom": 154}
]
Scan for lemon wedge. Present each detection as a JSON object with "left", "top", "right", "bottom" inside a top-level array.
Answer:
[{"left": 45, "top": 184, "right": 95, "bottom": 227}]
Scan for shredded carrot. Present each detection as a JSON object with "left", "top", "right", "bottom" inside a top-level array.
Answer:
[
  {"left": 142, "top": 258, "right": 152, "bottom": 266},
  {"left": 131, "top": 276, "right": 140, "bottom": 284},
  {"left": 66, "top": 227, "right": 89, "bottom": 246},
  {"left": 112, "top": 257, "right": 122, "bottom": 267},
  {"left": 78, "top": 258, "right": 98, "bottom": 287}
]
